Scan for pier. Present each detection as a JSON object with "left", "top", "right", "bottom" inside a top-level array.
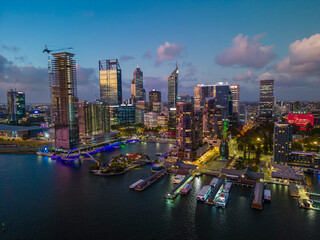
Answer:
[
  {"left": 134, "top": 169, "right": 166, "bottom": 191},
  {"left": 165, "top": 174, "right": 195, "bottom": 199},
  {"left": 206, "top": 178, "right": 225, "bottom": 205}
]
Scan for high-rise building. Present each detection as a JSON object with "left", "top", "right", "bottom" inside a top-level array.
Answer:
[
  {"left": 119, "top": 102, "right": 135, "bottom": 125},
  {"left": 7, "top": 90, "right": 26, "bottom": 122},
  {"left": 230, "top": 84, "right": 240, "bottom": 114},
  {"left": 194, "top": 84, "right": 215, "bottom": 110},
  {"left": 51, "top": 52, "right": 79, "bottom": 149},
  {"left": 194, "top": 109, "right": 203, "bottom": 148},
  {"left": 131, "top": 65, "right": 145, "bottom": 102},
  {"left": 78, "top": 101, "right": 110, "bottom": 136},
  {"left": 215, "top": 82, "right": 233, "bottom": 124},
  {"left": 176, "top": 102, "right": 194, "bottom": 152},
  {"left": 259, "top": 80, "right": 274, "bottom": 121},
  {"left": 99, "top": 59, "right": 122, "bottom": 105},
  {"left": 168, "top": 108, "right": 176, "bottom": 132},
  {"left": 168, "top": 65, "right": 178, "bottom": 108},
  {"left": 273, "top": 122, "right": 292, "bottom": 164},
  {"left": 149, "top": 89, "right": 161, "bottom": 111},
  {"left": 202, "top": 98, "right": 225, "bottom": 140},
  {"left": 177, "top": 94, "right": 194, "bottom": 103},
  {"left": 109, "top": 105, "right": 119, "bottom": 126}
]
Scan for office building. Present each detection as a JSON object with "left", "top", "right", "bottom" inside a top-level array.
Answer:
[
  {"left": 119, "top": 102, "right": 135, "bottom": 125},
  {"left": 99, "top": 59, "right": 122, "bottom": 105},
  {"left": 51, "top": 52, "right": 79, "bottom": 149},
  {"left": 274, "top": 122, "right": 292, "bottom": 164},
  {"left": 131, "top": 65, "right": 145, "bottom": 102},
  {"left": 194, "top": 84, "right": 215, "bottom": 110},
  {"left": 78, "top": 101, "right": 110, "bottom": 136},
  {"left": 259, "top": 80, "right": 274, "bottom": 121},
  {"left": 7, "top": 90, "right": 26, "bottom": 122},
  {"left": 177, "top": 94, "right": 194, "bottom": 103},
  {"left": 168, "top": 65, "right": 178, "bottom": 108},
  {"left": 230, "top": 84, "right": 240, "bottom": 114},
  {"left": 203, "top": 98, "right": 225, "bottom": 140},
  {"left": 149, "top": 89, "right": 161, "bottom": 111}
]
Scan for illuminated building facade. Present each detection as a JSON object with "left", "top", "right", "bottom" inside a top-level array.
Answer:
[
  {"left": 149, "top": 89, "right": 161, "bottom": 111},
  {"left": 131, "top": 65, "right": 145, "bottom": 102},
  {"left": 259, "top": 80, "right": 274, "bottom": 121},
  {"left": 51, "top": 52, "right": 79, "bottom": 149},
  {"left": 99, "top": 59, "right": 122, "bottom": 105},
  {"left": 78, "top": 101, "right": 110, "bottom": 136},
  {"left": 168, "top": 66, "right": 178, "bottom": 108},
  {"left": 7, "top": 90, "right": 26, "bottom": 122},
  {"left": 230, "top": 84, "right": 240, "bottom": 114},
  {"left": 274, "top": 122, "right": 292, "bottom": 164}
]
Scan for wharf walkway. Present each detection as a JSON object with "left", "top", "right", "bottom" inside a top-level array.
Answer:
[
  {"left": 196, "top": 169, "right": 220, "bottom": 176},
  {"left": 165, "top": 174, "right": 194, "bottom": 199},
  {"left": 206, "top": 178, "right": 225, "bottom": 205},
  {"left": 134, "top": 169, "right": 166, "bottom": 191}
]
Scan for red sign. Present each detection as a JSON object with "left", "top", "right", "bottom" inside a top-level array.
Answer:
[{"left": 287, "top": 113, "right": 314, "bottom": 130}]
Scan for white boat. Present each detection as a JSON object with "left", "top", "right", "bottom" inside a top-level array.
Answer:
[
  {"left": 216, "top": 192, "right": 229, "bottom": 208},
  {"left": 209, "top": 178, "right": 219, "bottom": 187},
  {"left": 129, "top": 179, "right": 144, "bottom": 189},
  {"left": 223, "top": 182, "right": 232, "bottom": 193},
  {"left": 173, "top": 175, "right": 185, "bottom": 184},
  {"left": 264, "top": 189, "right": 271, "bottom": 202},
  {"left": 196, "top": 185, "right": 212, "bottom": 202},
  {"left": 180, "top": 182, "right": 192, "bottom": 195}
]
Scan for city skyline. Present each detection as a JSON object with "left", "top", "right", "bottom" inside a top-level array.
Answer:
[{"left": 0, "top": 0, "right": 320, "bottom": 103}]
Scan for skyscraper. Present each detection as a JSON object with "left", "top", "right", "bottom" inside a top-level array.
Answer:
[
  {"left": 149, "top": 89, "right": 161, "bottom": 111},
  {"left": 274, "top": 122, "right": 292, "bottom": 164},
  {"left": 215, "top": 82, "right": 233, "bottom": 124},
  {"left": 176, "top": 101, "right": 195, "bottom": 159},
  {"left": 131, "top": 65, "right": 145, "bottom": 102},
  {"left": 7, "top": 90, "right": 26, "bottom": 123},
  {"left": 51, "top": 52, "right": 79, "bottom": 149},
  {"left": 230, "top": 84, "right": 240, "bottom": 114},
  {"left": 259, "top": 80, "right": 274, "bottom": 121},
  {"left": 78, "top": 100, "right": 110, "bottom": 136},
  {"left": 168, "top": 65, "right": 178, "bottom": 108},
  {"left": 194, "top": 84, "right": 215, "bottom": 110},
  {"left": 99, "top": 59, "right": 122, "bottom": 105}
]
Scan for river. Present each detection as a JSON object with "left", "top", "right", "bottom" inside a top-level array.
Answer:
[{"left": 0, "top": 142, "right": 319, "bottom": 240}]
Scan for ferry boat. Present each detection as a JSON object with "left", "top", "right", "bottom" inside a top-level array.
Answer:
[
  {"left": 222, "top": 182, "right": 232, "bottom": 193},
  {"left": 151, "top": 164, "right": 164, "bottom": 173},
  {"left": 216, "top": 192, "right": 229, "bottom": 208},
  {"left": 129, "top": 179, "right": 144, "bottom": 189},
  {"left": 196, "top": 185, "right": 212, "bottom": 202},
  {"left": 180, "top": 182, "right": 192, "bottom": 195},
  {"left": 209, "top": 178, "right": 219, "bottom": 187},
  {"left": 264, "top": 189, "right": 271, "bottom": 202},
  {"left": 173, "top": 175, "right": 185, "bottom": 184}
]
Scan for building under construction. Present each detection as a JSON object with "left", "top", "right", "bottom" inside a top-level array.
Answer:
[
  {"left": 99, "top": 59, "right": 122, "bottom": 105},
  {"left": 51, "top": 52, "right": 79, "bottom": 149}
]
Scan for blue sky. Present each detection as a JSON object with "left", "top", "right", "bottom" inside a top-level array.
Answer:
[{"left": 0, "top": 0, "right": 319, "bottom": 103}]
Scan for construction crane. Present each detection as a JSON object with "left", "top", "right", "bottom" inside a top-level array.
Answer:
[{"left": 42, "top": 45, "right": 73, "bottom": 126}]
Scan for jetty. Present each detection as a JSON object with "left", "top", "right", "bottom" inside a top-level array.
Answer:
[{"left": 134, "top": 169, "right": 166, "bottom": 191}]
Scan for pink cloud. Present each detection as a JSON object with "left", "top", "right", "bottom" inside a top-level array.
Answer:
[
  {"left": 155, "top": 42, "right": 184, "bottom": 66},
  {"left": 277, "top": 33, "right": 320, "bottom": 76},
  {"left": 215, "top": 34, "right": 276, "bottom": 69}
]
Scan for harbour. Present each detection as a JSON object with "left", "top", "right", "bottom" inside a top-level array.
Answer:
[{"left": 1, "top": 142, "right": 320, "bottom": 239}]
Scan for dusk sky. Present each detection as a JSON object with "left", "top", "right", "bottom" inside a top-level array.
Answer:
[{"left": 0, "top": 0, "right": 319, "bottom": 103}]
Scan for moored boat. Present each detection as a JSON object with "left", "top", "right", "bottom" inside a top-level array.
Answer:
[{"left": 180, "top": 182, "right": 192, "bottom": 194}]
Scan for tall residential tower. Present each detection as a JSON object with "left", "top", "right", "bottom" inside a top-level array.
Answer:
[
  {"left": 51, "top": 52, "right": 79, "bottom": 149},
  {"left": 131, "top": 65, "right": 145, "bottom": 102},
  {"left": 259, "top": 80, "right": 274, "bottom": 121}
]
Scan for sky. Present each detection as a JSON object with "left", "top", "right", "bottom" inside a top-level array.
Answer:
[{"left": 0, "top": 0, "right": 319, "bottom": 103}]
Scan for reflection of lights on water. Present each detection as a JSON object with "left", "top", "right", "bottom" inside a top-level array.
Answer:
[{"left": 194, "top": 177, "right": 202, "bottom": 191}]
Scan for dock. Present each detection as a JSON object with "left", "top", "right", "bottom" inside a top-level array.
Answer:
[
  {"left": 206, "top": 178, "right": 225, "bottom": 205},
  {"left": 134, "top": 169, "right": 166, "bottom": 191},
  {"left": 251, "top": 182, "right": 264, "bottom": 210},
  {"left": 165, "top": 174, "right": 195, "bottom": 199}
]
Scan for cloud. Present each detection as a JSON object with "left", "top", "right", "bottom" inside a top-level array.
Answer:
[
  {"left": 142, "top": 50, "right": 152, "bottom": 59},
  {"left": 0, "top": 54, "right": 99, "bottom": 103},
  {"left": 2, "top": 45, "right": 20, "bottom": 52},
  {"left": 180, "top": 62, "right": 198, "bottom": 84},
  {"left": 276, "top": 33, "right": 320, "bottom": 76},
  {"left": 155, "top": 42, "right": 185, "bottom": 66},
  {"left": 233, "top": 70, "right": 257, "bottom": 82},
  {"left": 120, "top": 55, "right": 135, "bottom": 62},
  {"left": 215, "top": 33, "right": 276, "bottom": 69}
]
